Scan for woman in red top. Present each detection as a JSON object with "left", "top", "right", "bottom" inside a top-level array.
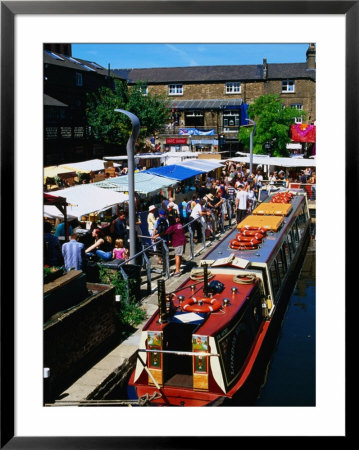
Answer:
[{"left": 153, "top": 215, "right": 186, "bottom": 277}]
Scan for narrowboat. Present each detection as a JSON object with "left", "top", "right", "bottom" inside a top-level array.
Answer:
[{"left": 127, "top": 189, "right": 311, "bottom": 406}]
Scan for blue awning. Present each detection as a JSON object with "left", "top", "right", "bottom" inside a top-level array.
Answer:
[{"left": 145, "top": 164, "right": 203, "bottom": 181}]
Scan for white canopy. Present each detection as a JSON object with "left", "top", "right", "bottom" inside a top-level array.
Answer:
[
  {"left": 60, "top": 159, "right": 121, "bottom": 173},
  {"left": 43, "top": 184, "right": 128, "bottom": 220},
  {"left": 227, "top": 155, "right": 316, "bottom": 168},
  {"left": 177, "top": 158, "right": 225, "bottom": 172}
]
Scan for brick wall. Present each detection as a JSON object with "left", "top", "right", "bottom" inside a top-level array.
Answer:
[
  {"left": 44, "top": 282, "right": 117, "bottom": 394},
  {"left": 149, "top": 78, "right": 316, "bottom": 122}
]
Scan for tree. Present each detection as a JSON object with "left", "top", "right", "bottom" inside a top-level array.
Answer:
[
  {"left": 86, "top": 79, "right": 169, "bottom": 150},
  {"left": 238, "top": 94, "right": 306, "bottom": 157}
]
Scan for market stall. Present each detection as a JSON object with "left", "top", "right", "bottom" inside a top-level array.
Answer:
[{"left": 43, "top": 184, "right": 128, "bottom": 221}]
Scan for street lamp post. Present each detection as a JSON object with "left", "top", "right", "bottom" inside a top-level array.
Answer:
[
  {"left": 114, "top": 109, "right": 140, "bottom": 260},
  {"left": 246, "top": 118, "right": 256, "bottom": 175}
]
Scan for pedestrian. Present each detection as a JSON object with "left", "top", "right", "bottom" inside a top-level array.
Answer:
[
  {"left": 111, "top": 211, "right": 129, "bottom": 247},
  {"left": 154, "top": 215, "right": 186, "bottom": 277},
  {"left": 168, "top": 197, "right": 180, "bottom": 215},
  {"left": 161, "top": 195, "right": 169, "bottom": 211},
  {"left": 54, "top": 219, "right": 72, "bottom": 242},
  {"left": 179, "top": 197, "right": 188, "bottom": 223},
  {"left": 247, "top": 182, "right": 257, "bottom": 213},
  {"left": 153, "top": 210, "right": 169, "bottom": 264},
  {"left": 85, "top": 228, "right": 113, "bottom": 261},
  {"left": 44, "top": 221, "right": 63, "bottom": 267},
  {"left": 61, "top": 232, "right": 86, "bottom": 271},
  {"left": 167, "top": 201, "right": 179, "bottom": 226},
  {"left": 255, "top": 168, "right": 263, "bottom": 190},
  {"left": 190, "top": 198, "right": 209, "bottom": 242},
  {"left": 112, "top": 238, "right": 128, "bottom": 260},
  {"left": 235, "top": 184, "right": 249, "bottom": 225},
  {"left": 147, "top": 205, "right": 157, "bottom": 251}
]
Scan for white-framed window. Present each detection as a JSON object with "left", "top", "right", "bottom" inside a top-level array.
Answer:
[
  {"left": 75, "top": 72, "right": 83, "bottom": 87},
  {"left": 282, "top": 79, "right": 295, "bottom": 93},
  {"left": 168, "top": 84, "right": 183, "bottom": 95},
  {"left": 223, "top": 111, "right": 240, "bottom": 131},
  {"left": 226, "top": 81, "right": 241, "bottom": 94},
  {"left": 139, "top": 84, "right": 148, "bottom": 96},
  {"left": 291, "top": 103, "right": 303, "bottom": 123}
]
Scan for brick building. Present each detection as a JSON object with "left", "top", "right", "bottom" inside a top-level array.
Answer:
[
  {"left": 113, "top": 43, "right": 316, "bottom": 156},
  {"left": 44, "top": 45, "right": 125, "bottom": 165}
]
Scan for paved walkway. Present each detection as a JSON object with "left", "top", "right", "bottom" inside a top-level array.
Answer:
[{"left": 54, "top": 225, "right": 236, "bottom": 404}]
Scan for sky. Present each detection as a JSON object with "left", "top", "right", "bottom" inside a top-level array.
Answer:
[{"left": 71, "top": 43, "right": 310, "bottom": 70}]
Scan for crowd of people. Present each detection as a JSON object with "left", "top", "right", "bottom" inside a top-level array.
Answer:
[{"left": 44, "top": 161, "right": 316, "bottom": 277}]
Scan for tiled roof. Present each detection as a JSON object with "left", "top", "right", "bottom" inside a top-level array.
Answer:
[
  {"left": 43, "top": 50, "right": 124, "bottom": 79},
  {"left": 112, "top": 62, "right": 315, "bottom": 84},
  {"left": 168, "top": 98, "right": 243, "bottom": 110},
  {"left": 44, "top": 94, "right": 68, "bottom": 107}
]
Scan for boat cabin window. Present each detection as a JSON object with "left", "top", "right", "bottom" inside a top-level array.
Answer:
[
  {"left": 281, "top": 246, "right": 288, "bottom": 272},
  {"left": 283, "top": 240, "right": 291, "bottom": 265},
  {"left": 296, "top": 207, "right": 308, "bottom": 239},
  {"left": 288, "top": 229, "right": 296, "bottom": 253},
  {"left": 277, "top": 249, "right": 286, "bottom": 281},
  {"left": 293, "top": 221, "right": 300, "bottom": 245},
  {"left": 269, "top": 260, "right": 280, "bottom": 299}
]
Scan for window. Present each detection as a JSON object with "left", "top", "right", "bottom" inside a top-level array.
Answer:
[
  {"left": 277, "top": 250, "right": 286, "bottom": 281},
  {"left": 282, "top": 79, "right": 295, "bottom": 93},
  {"left": 140, "top": 85, "right": 148, "bottom": 96},
  {"left": 269, "top": 261, "right": 280, "bottom": 299},
  {"left": 185, "top": 111, "right": 204, "bottom": 127},
  {"left": 291, "top": 103, "right": 303, "bottom": 123},
  {"left": 223, "top": 111, "right": 240, "bottom": 131},
  {"left": 281, "top": 246, "right": 288, "bottom": 273},
  {"left": 168, "top": 84, "right": 183, "bottom": 95},
  {"left": 75, "top": 72, "right": 83, "bottom": 87},
  {"left": 226, "top": 82, "right": 241, "bottom": 94},
  {"left": 283, "top": 240, "right": 291, "bottom": 265}
]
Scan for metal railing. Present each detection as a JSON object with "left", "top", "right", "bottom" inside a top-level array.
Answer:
[
  {"left": 99, "top": 206, "right": 237, "bottom": 297},
  {"left": 289, "top": 182, "right": 316, "bottom": 201}
]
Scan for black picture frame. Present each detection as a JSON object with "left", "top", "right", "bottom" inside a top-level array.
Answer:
[{"left": 1, "top": 1, "right": 353, "bottom": 447}]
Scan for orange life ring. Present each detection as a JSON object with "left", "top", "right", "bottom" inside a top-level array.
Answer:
[
  {"left": 229, "top": 239, "right": 259, "bottom": 250},
  {"left": 238, "top": 225, "right": 267, "bottom": 234},
  {"left": 239, "top": 229, "right": 266, "bottom": 237},
  {"left": 236, "top": 232, "right": 264, "bottom": 241},
  {"left": 234, "top": 235, "right": 261, "bottom": 245},
  {"left": 181, "top": 297, "right": 222, "bottom": 313}
]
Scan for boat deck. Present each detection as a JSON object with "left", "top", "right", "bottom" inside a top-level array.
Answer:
[
  {"left": 204, "top": 194, "right": 306, "bottom": 265},
  {"left": 144, "top": 273, "right": 259, "bottom": 337}
]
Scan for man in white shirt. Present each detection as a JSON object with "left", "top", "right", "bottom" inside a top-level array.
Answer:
[
  {"left": 169, "top": 197, "right": 180, "bottom": 215},
  {"left": 235, "top": 185, "right": 249, "bottom": 225},
  {"left": 190, "top": 199, "right": 208, "bottom": 242}
]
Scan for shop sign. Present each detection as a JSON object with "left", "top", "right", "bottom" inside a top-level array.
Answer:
[{"left": 166, "top": 138, "right": 187, "bottom": 144}]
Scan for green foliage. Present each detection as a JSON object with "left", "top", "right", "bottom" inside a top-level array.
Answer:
[
  {"left": 98, "top": 266, "right": 146, "bottom": 336},
  {"left": 238, "top": 94, "right": 307, "bottom": 157},
  {"left": 86, "top": 79, "right": 169, "bottom": 148}
]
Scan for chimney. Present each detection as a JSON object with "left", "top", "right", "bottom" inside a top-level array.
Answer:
[
  {"left": 306, "top": 43, "right": 316, "bottom": 70},
  {"left": 263, "top": 58, "right": 268, "bottom": 79}
]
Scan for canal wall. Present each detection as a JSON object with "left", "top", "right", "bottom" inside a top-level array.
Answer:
[{"left": 44, "top": 275, "right": 117, "bottom": 397}]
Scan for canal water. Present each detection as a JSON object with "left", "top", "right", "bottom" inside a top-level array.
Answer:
[{"left": 254, "top": 245, "right": 316, "bottom": 406}]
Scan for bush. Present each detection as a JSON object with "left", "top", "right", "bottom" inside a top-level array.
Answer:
[{"left": 98, "top": 266, "right": 146, "bottom": 338}]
